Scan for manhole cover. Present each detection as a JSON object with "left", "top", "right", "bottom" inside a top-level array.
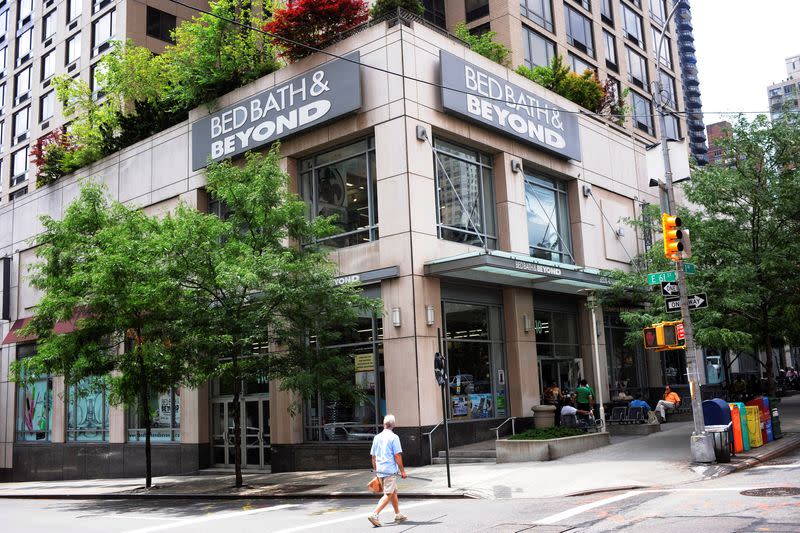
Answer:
[{"left": 740, "top": 487, "right": 800, "bottom": 497}]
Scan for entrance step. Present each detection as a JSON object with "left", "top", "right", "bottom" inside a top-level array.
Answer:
[
  {"left": 432, "top": 456, "right": 496, "bottom": 464},
  {"left": 438, "top": 449, "right": 496, "bottom": 459}
]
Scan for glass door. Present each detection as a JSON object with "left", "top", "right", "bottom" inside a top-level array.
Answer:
[{"left": 210, "top": 379, "right": 270, "bottom": 468}]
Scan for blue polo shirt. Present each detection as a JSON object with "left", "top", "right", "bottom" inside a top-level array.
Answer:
[
  {"left": 629, "top": 399, "right": 652, "bottom": 411},
  {"left": 370, "top": 428, "right": 402, "bottom": 476}
]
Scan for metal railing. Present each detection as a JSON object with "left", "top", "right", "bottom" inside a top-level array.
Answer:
[
  {"left": 490, "top": 417, "right": 517, "bottom": 441},
  {"left": 422, "top": 422, "right": 442, "bottom": 464}
]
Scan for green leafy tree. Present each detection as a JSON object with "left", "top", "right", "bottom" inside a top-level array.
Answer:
[
  {"left": 516, "top": 55, "right": 606, "bottom": 112},
  {"left": 371, "top": 0, "right": 424, "bottom": 18},
  {"left": 161, "top": 144, "right": 380, "bottom": 487},
  {"left": 11, "top": 184, "right": 211, "bottom": 488},
  {"left": 454, "top": 22, "right": 510, "bottom": 66}
]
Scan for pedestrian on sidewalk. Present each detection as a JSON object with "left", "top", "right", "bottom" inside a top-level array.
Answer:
[
  {"left": 575, "top": 379, "right": 594, "bottom": 414},
  {"left": 368, "top": 414, "right": 407, "bottom": 527},
  {"left": 655, "top": 385, "right": 681, "bottom": 422}
]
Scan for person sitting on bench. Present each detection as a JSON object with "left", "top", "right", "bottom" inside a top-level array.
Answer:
[
  {"left": 561, "top": 395, "right": 592, "bottom": 418},
  {"left": 628, "top": 393, "right": 652, "bottom": 411},
  {"left": 655, "top": 386, "right": 681, "bottom": 422}
]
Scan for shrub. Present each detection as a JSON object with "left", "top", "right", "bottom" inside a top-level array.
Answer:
[
  {"left": 516, "top": 55, "right": 606, "bottom": 113},
  {"left": 263, "top": 0, "right": 370, "bottom": 62},
  {"left": 454, "top": 22, "right": 510, "bottom": 66},
  {"left": 30, "top": 130, "right": 78, "bottom": 188},
  {"left": 508, "top": 427, "right": 586, "bottom": 440},
  {"left": 371, "top": 0, "right": 424, "bottom": 18}
]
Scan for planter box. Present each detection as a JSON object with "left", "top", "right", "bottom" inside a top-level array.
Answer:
[
  {"left": 496, "top": 432, "right": 610, "bottom": 463},
  {"left": 607, "top": 423, "right": 661, "bottom": 436}
]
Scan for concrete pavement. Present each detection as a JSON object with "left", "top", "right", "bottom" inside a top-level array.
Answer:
[{"left": 1, "top": 394, "right": 798, "bottom": 501}]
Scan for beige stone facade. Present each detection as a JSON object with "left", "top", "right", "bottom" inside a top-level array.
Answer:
[{"left": 0, "top": 15, "right": 684, "bottom": 479}]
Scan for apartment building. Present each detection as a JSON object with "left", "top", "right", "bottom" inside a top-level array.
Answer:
[
  {"left": 0, "top": 0, "right": 211, "bottom": 204},
  {"left": 767, "top": 54, "right": 800, "bottom": 121}
]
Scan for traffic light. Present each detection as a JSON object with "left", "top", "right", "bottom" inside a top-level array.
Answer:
[
  {"left": 434, "top": 352, "right": 447, "bottom": 386},
  {"left": 661, "top": 213, "right": 684, "bottom": 261},
  {"left": 643, "top": 321, "right": 685, "bottom": 351}
]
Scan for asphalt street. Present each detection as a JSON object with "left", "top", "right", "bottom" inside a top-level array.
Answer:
[{"left": 2, "top": 448, "right": 799, "bottom": 533}]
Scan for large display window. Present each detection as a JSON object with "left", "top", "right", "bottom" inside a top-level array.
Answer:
[
  {"left": 127, "top": 388, "right": 181, "bottom": 442},
  {"left": 16, "top": 344, "right": 53, "bottom": 442},
  {"left": 535, "top": 308, "right": 582, "bottom": 395},
  {"left": 525, "top": 172, "right": 573, "bottom": 264},
  {"left": 443, "top": 300, "right": 507, "bottom": 420},
  {"left": 67, "top": 377, "right": 110, "bottom": 441}
]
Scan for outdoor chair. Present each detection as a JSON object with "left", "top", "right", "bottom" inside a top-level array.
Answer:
[
  {"left": 609, "top": 407, "right": 627, "bottom": 424},
  {"left": 562, "top": 413, "right": 598, "bottom": 432},
  {"left": 625, "top": 407, "right": 647, "bottom": 424}
]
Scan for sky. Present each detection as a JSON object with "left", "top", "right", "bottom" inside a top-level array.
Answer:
[{"left": 689, "top": 1, "right": 800, "bottom": 125}]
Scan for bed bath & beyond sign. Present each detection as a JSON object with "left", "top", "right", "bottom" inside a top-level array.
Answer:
[{"left": 191, "top": 53, "right": 362, "bottom": 171}]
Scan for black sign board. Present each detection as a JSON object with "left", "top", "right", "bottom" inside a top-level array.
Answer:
[
  {"left": 665, "top": 292, "right": 708, "bottom": 313},
  {"left": 661, "top": 281, "right": 679, "bottom": 296},
  {"left": 1, "top": 257, "right": 9, "bottom": 321}
]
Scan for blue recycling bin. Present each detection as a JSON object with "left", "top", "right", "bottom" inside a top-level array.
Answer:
[
  {"left": 703, "top": 398, "right": 733, "bottom": 449},
  {"left": 764, "top": 397, "right": 774, "bottom": 442}
]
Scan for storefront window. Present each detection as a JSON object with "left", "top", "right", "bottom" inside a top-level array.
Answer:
[
  {"left": 535, "top": 309, "right": 581, "bottom": 395},
  {"left": 127, "top": 388, "right": 181, "bottom": 442},
  {"left": 305, "top": 290, "right": 385, "bottom": 442},
  {"left": 604, "top": 313, "right": 645, "bottom": 398},
  {"left": 434, "top": 139, "right": 497, "bottom": 249},
  {"left": 525, "top": 172, "right": 573, "bottom": 264},
  {"left": 444, "top": 301, "right": 507, "bottom": 420},
  {"left": 16, "top": 344, "right": 52, "bottom": 442},
  {"left": 300, "top": 137, "right": 378, "bottom": 248},
  {"left": 67, "top": 377, "right": 110, "bottom": 441},
  {"left": 661, "top": 349, "right": 687, "bottom": 385}
]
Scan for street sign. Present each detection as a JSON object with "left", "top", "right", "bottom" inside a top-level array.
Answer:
[
  {"left": 676, "top": 323, "right": 685, "bottom": 341},
  {"left": 647, "top": 271, "right": 677, "bottom": 285},
  {"left": 683, "top": 262, "right": 697, "bottom": 274},
  {"left": 661, "top": 281, "right": 680, "bottom": 296},
  {"left": 665, "top": 293, "right": 709, "bottom": 313}
]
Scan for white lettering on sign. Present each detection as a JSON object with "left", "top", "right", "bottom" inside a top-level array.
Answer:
[
  {"left": 514, "top": 261, "right": 562, "bottom": 276},
  {"left": 334, "top": 274, "right": 361, "bottom": 286}
]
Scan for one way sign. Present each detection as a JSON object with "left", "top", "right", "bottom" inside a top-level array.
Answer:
[
  {"left": 661, "top": 281, "right": 679, "bottom": 296},
  {"left": 665, "top": 293, "right": 708, "bottom": 313}
]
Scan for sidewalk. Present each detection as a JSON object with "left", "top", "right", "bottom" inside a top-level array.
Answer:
[{"left": 1, "top": 395, "right": 798, "bottom": 501}]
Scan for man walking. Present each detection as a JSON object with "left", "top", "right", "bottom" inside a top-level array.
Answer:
[
  {"left": 368, "top": 414, "right": 407, "bottom": 527},
  {"left": 575, "top": 379, "right": 594, "bottom": 414}
]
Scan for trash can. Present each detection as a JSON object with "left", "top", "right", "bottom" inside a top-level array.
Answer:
[
  {"left": 706, "top": 423, "right": 732, "bottom": 463},
  {"left": 532, "top": 404, "right": 556, "bottom": 428},
  {"left": 769, "top": 396, "right": 782, "bottom": 439},
  {"left": 745, "top": 405, "right": 763, "bottom": 448},
  {"left": 729, "top": 402, "right": 750, "bottom": 451}
]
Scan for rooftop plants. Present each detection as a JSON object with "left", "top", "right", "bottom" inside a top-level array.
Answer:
[
  {"left": 370, "top": 0, "right": 424, "bottom": 19},
  {"left": 454, "top": 22, "right": 510, "bottom": 67},
  {"left": 516, "top": 55, "right": 605, "bottom": 114}
]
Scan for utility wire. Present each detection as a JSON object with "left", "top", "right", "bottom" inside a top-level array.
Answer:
[
  {"left": 584, "top": 188, "right": 641, "bottom": 273},
  {"left": 160, "top": 0, "right": 777, "bottom": 121}
]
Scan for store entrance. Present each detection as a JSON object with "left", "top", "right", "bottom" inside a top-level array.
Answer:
[
  {"left": 539, "top": 358, "right": 583, "bottom": 396},
  {"left": 210, "top": 378, "right": 270, "bottom": 468}
]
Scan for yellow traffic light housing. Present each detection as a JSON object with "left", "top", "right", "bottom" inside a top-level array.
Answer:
[
  {"left": 661, "top": 213, "right": 684, "bottom": 261},
  {"left": 643, "top": 321, "right": 686, "bottom": 351}
]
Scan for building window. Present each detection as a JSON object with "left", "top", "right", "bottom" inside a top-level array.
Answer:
[
  {"left": 631, "top": 91, "right": 654, "bottom": 134},
  {"left": 536, "top": 308, "right": 581, "bottom": 393},
  {"left": 0, "top": 10, "right": 7, "bottom": 38},
  {"left": 0, "top": 120, "right": 4, "bottom": 147},
  {"left": 601, "top": 0, "right": 613, "bottom": 24},
  {"left": 603, "top": 30, "right": 617, "bottom": 70},
  {"left": 128, "top": 388, "right": 181, "bottom": 442},
  {"left": 422, "top": 0, "right": 446, "bottom": 28},
  {"left": 604, "top": 312, "right": 645, "bottom": 397},
  {"left": 9, "top": 186, "right": 27, "bottom": 199},
  {"left": 444, "top": 301, "right": 507, "bottom": 420},
  {"left": 304, "top": 306, "right": 384, "bottom": 442},
  {"left": 564, "top": 5, "right": 594, "bottom": 57},
  {"left": 90, "top": 61, "right": 106, "bottom": 97},
  {"left": 571, "top": 0, "right": 590, "bottom": 11},
  {"left": 658, "top": 70, "right": 676, "bottom": 108},
  {"left": 13, "top": 105, "right": 29, "bottom": 140},
  {"left": 42, "top": 10, "right": 56, "bottom": 41},
  {"left": 67, "top": 378, "right": 110, "bottom": 441},
  {"left": 520, "top": 0, "right": 553, "bottom": 32},
  {"left": 41, "top": 49, "right": 55, "bottom": 80},
  {"left": 568, "top": 52, "right": 593, "bottom": 74},
  {"left": 67, "top": 0, "right": 81, "bottom": 22},
  {"left": 525, "top": 171, "right": 573, "bottom": 264},
  {"left": 146, "top": 6, "right": 176, "bottom": 43},
  {"left": 11, "top": 145, "right": 28, "bottom": 184},
  {"left": 66, "top": 32, "right": 81, "bottom": 64},
  {"left": 626, "top": 46, "right": 648, "bottom": 89},
  {"left": 0, "top": 82, "right": 6, "bottom": 110},
  {"left": 16, "top": 27, "right": 32, "bottom": 65},
  {"left": 300, "top": 137, "right": 378, "bottom": 248},
  {"left": 664, "top": 113, "right": 679, "bottom": 140},
  {"left": 465, "top": 0, "right": 489, "bottom": 22},
  {"left": 0, "top": 46, "right": 6, "bottom": 75},
  {"left": 91, "top": 8, "right": 115, "bottom": 55},
  {"left": 39, "top": 90, "right": 54, "bottom": 121},
  {"left": 651, "top": 26, "right": 671, "bottom": 68},
  {"left": 14, "top": 65, "right": 31, "bottom": 103},
  {"left": 18, "top": 0, "right": 33, "bottom": 21},
  {"left": 16, "top": 345, "right": 52, "bottom": 442},
  {"left": 522, "top": 26, "right": 556, "bottom": 68},
  {"left": 622, "top": 4, "right": 644, "bottom": 49},
  {"left": 469, "top": 22, "right": 491, "bottom": 37},
  {"left": 649, "top": 0, "right": 666, "bottom": 25},
  {"left": 433, "top": 138, "right": 496, "bottom": 249}
]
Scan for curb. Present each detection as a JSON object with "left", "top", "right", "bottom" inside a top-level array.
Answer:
[
  {"left": 710, "top": 433, "right": 800, "bottom": 478},
  {"left": 0, "top": 491, "right": 471, "bottom": 501}
]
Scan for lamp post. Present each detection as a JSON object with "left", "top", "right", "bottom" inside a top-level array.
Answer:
[{"left": 652, "top": 0, "right": 714, "bottom": 463}]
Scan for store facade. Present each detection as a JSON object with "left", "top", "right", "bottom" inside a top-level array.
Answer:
[{"left": 0, "top": 17, "right": 672, "bottom": 480}]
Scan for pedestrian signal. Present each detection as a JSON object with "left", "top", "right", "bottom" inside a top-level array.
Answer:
[
  {"left": 661, "top": 213, "right": 684, "bottom": 261},
  {"left": 643, "top": 321, "right": 685, "bottom": 351}
]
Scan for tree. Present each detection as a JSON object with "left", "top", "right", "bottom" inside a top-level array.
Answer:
[
  {"left": 263, "top": 0, "right": 370, "bottom": 62},
  {"left": 161, "top": 144, "right": 380, "bottom": 487},
  {"left": 684, "top": 115, "right": 800, "bottom": 395},
  {"left": 371, "top": 0, "right": 424, "bottom": 19},
  {"left": 454, "top": 22, "right": 510, "bottom": 66},
  {"left": 11, "top": 184, "right": 211, "bottom": 488},
  {"left": 516, "top": 55, "right": 605, "bottom": 112}
]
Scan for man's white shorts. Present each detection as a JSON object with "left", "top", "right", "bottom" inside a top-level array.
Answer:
[{"left": 380, "top": 475, "right": 398, "bottom": 494}]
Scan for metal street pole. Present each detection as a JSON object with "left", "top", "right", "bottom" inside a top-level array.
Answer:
[
  {"left": 587, "top": 293, "right": 606, "bottom": 431},
  {"left": 654, "top": 0, "right": 714, "bottom": 463}
]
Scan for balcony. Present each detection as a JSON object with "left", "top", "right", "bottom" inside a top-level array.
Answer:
[{"left": 688, "top": 121, "right": 705, "bottom": 132}]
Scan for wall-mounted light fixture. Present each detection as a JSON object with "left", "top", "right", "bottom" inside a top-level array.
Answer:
[
  {"left": 416, "top": 125, "right": 429, "bottom": 142},
  {"left": 510, "top": 159, "right": 522, "bottom": 173},
  {"left": 391, "top": 307, "right": 401, "bottom": 328},
  {"left": 426, "top": 305, "right": 435, "bottom": 326},
  {"left": 582, "top": 184, "right": 592, "bottom": 197},
  {"left": 616, "top": 227, "right": 625, "bottom": 237},
  {"left": 523, "top": 313, "right": 531, "bottom": 333}
]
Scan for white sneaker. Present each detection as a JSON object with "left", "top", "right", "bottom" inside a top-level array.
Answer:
[
  {"left": 368, "top": 514, "right": 382, "bottom": 527},
  {"left": 394, "top": 513, "right": 408, "bottom": 523}
]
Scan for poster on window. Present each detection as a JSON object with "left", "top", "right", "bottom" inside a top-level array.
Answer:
[
  {"left": 19, "top": 380, "right": 51, "bottom": 440},
  {"left": 451, "top": 395, "right": 471, "bottom": 418},
  {"left": 470, "top": 394, "right": 493, "bottom": 418}
]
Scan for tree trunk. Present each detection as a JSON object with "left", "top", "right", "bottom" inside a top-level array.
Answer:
[
  {"left": 136, "top": 340, "right": 152, "bottom": 489},
  {"left": 232, "top": 352, "right": 243, "bottom": 488},
  {"left": 765, "top": 331, "right": 776, "bottom": 397}
]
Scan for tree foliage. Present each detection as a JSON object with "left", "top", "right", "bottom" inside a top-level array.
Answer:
[
  {"left": 263, "top": 0, "right": 369, "bottom": 62},
  {"left": 516, "top": 55, "right": 606, "bottom": 113},
  {"left": 454, "top": 22, "right": 510, "bottom": 66},
  {"left": 370, "top": 0, "right": 424, "bottom": 18}
]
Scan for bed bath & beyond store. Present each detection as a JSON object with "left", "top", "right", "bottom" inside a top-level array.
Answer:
[{"left": 0, "top": 17, "right": 681, "bottom": 480}]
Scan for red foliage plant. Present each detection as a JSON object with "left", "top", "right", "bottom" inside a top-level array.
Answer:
[{"left": 263, "top": 0, "right": 369, "bottom": 62}]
